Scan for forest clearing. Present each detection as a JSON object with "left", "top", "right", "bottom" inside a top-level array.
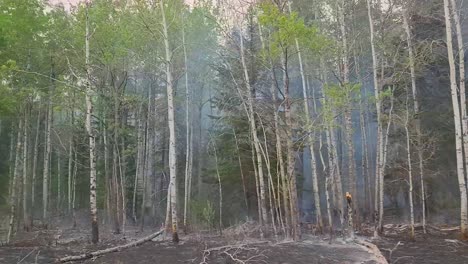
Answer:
[{"left": 1, "top": 0, "right": 468, "bottom": 263}]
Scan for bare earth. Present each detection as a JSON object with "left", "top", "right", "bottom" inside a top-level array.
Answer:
[
  {"left": 0, "top": 229, "right": 381, "bottom": 264},
  {"left": 2, "top": 225, "right": 468, "bottom": 264}
]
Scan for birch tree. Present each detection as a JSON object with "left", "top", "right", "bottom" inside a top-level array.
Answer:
[
  {"left": 85, "top": 0, "right": 99, "bottom": 244},
  {"left": 443, "top": 0, "right": 468, "bottom": 239},
  {"left": 161, "top": 0, "right": 179, "bottom": 243}
]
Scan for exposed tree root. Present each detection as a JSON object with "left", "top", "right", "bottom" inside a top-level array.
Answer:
[{"left": 57, "top": 229, "right": 164, "bottom": 263}]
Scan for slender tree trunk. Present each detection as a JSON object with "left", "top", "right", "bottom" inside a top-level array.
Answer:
[
  {"left": 258, "top": 116, "right": 280, "bottom": 236},
  {"left": 444, "top": 0, "right": 468, "bottom": 239},
  {"left": 379, "top": 88, "right": 394, "bottom": 233},
  {"left": 7, "top": 118, "right": 23, "bottom": 243},
  {"left": 183, "top": 24, "right": 192, "bottom": 231},
  {"left": 57, "top": 149, "right": 62, "bottom": 213},
  {"left": 212, "top": 141, "right": 223, "bottom": 234},
  {"left": 42, "top": 62, "right": 54, "bottom": 227},
  {"left": 140, "top": 116, "right": 149, "bottom": 232},
  {"left": 133, "top": 102, "right": 144, "bottom": 223},
  {"left": 22, "top": 107, "right": 31, "bottom": 231},
  {"left": 257, "top": 19, "right": 289, "bottom": 234},
  {"left": 404, "top": 89, "right": 416, "bottom": 241},
  {"left": 112, "top": 85, "right": 121, "bottom": 234},
  {"left": 251, "top": 145, "right": 263, "bottom": 227},
  {"left": 449, "top": 0, "right": 468, "bottom": 213},
  {"left": 68, "top": 105, "right": 74, "bottom": 215},
  {"left": 161, "top": 0, "right": 179, "bottom": 243},
  {"left": 85, "top": 2, "right": 99, "bottom": 244},
  {"left": 72, "top": 148, "right": 77, "bottom": 228},
  {"left": 31, "top": 102, "right": 41, "bottom": 221},
  {"left": 103, "top": 123, "right": 114, "bottom": 228},
  {"left": 403, "top": 9, "right": 426, "bottom": 234},
  {"left": 338, "top": 0, "right": 358, "bottom": 229},
  {"left": 281, "top": 51, "right": 301, "bottom": 240},
  {"left": 287, "top": 7, "right": 323, "bottom": 230},
  {"left": 8, "top": 132, "right": 15, "bottom": 198},
  {"left": 239, "top": 29, "right": 268, "bottom": 226},
  {"left": 366, "top": 0, "right": 384, "bottom": 237},
  {"left": 233, "top": 129, "right": 249, "bottom": 211},
  {"left": 118, "top": 125, "right": 127, "bottom": 234}
]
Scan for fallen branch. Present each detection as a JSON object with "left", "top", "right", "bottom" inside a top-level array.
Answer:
[
  {"left": 57, "top": 229, "right": 164, "bottom": 263},
  {"left": 200, "top": 241, "right": 268, "bottom": 264}
]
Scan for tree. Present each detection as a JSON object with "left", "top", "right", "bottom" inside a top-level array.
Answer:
[
  {"left": 85, "top": 0, "right": 99, "bottom": 244},
  {"left": 443, "top": 0, "right": 468, "bottom": 239}
]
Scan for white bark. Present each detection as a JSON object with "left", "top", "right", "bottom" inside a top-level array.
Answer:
[
  {"left": 43, "top": 77, "right": 53, "bottom": 225},
  {"left": 212, "top": 141, "right": 223, "bottom": 233},
  {"left": 366, "top": 0, "right": 384, "bottom": 236},
  {"left": 183, "top": 24, "right": 192, "bottom": 229},
  {"left": 161, "top": 0, "right": 179, "bottom": 243},
  {"left": 133, "top": 101, "right": 144, "bottom": 223},
  {"left": 257, "top": 19, "right": 289, "bottom": 233},
  {"left": 287, "top": 1, "right": 323, "bottom": 229},
  {"left": 7, "top": 118, "right": 23, "bottom": 243},
  {"left": 404, "top": 90, "right": 415, "bottom": 240},
  {"left": 32, "top": 102, "right": 41, "bottom": 213},
  {"left": 282, "top": 52, "right": 300, "bottom": 240},
  {"left": 239, "top": 28, "right": 268, "bottom": 225},
  {"left": 444, "top": 0, "right": 468, "bottom": 238},
  {"left": 403, "top": 9, "right": 426, "bottom": 234},
  {"left": 23, "top": 108, "right": 30, "bottom": 231},
  {"left": 449, "top": 0, "right": 468, "bottom": 200},
  {"left": 67, "top": 106, "right": 74, "bottom": 214},
  {"left": 85, "top": 2, "right": 99, "bottom": 243}
]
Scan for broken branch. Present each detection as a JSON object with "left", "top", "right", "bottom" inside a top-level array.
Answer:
[{"left": 57, "top": 229, "right": 164, "bottom": 263}]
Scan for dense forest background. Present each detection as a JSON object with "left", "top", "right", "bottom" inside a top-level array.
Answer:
[{"left": 1, "top": 0, "right": 468, "bottom": 244}]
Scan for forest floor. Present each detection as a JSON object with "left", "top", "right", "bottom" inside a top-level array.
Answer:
[
  {"left": 1, "top": 221, "right": 468, "bottom": 263},
  {"left": 372, "top": 224, "right": 468, "bottom": 264},
  {"left": 0, "top": 228, "right": 381, "bottom": 264}
]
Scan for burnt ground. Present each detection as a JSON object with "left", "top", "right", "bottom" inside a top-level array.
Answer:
[
  {"left": 2, "top": 223, "right": 468, "bottom": 264},
  {"left": 372, "top": 225, "right": 468, "bottom": 264},
  {"left": 0, "top": 231, "right": 381, "bottom": 264}
]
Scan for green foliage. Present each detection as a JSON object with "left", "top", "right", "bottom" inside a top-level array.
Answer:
[{"left": 258, "top": 3, "right": 330, "bottom": 58}]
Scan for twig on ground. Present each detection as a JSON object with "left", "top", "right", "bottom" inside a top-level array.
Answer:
[
  {"left": 17, "top": 248, "right": 36, "bottom": 264},
  {"left": 34, "top": 250, "right": 40, "bottom": 264},
  {"left": 387, "top": 241, "right": 402, "bottom": 261},
  {"left": 199, "top": 241, "right": 268, "bottom": 264}
]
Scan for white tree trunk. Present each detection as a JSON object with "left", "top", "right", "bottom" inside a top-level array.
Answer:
[
  {"left": 404, "top": 90, "right": 415, "bottom": 241},
  {"left": 257, "top": 18, "right": 289, "bottom": 233},
  {"left": 239, "top": 28, "right": 268, "bottom": 225},
  {"left": 366, "top": 0, "right": 384, "bottom": 237},
  {"left": 85, "top": 2, "right": 99, "bottom": 244},
  {"left": 281, "top": 52, "right": 301, "bottom": 240},
  {"left": 67, "top": 106, "right": 74, "bottom": 215},
  {"left": 183, "top": 24, "right": 192, "bottom": 230},
  {"left": 338, "top": 2, "right": 358, "bottom": 223},
  {"left": 287, "top": 2, "right": 323, "bottom": 230},
  {"left": 444, "top": 0, "right": 468, "bottom": 239},
  {"left": 31, "top": 102, "right": 41, "bottom": 215},
  {"left": 7, "top": 118, "right": 23, "bottom": 243},
  {"left": 403, "top": 9, "right": 426, "bottom": 234},
  {"left": 161, "top": 0, "right": 179, "bottom": 243},
  {"left": 43, "top": 79, "right": 53, "bottom": 226},
  {"left": 133, "top": 101, "right": 144, "bottom": 223},
  {"left": 23, "top": 108, "right": 30, "bottom": 231}
]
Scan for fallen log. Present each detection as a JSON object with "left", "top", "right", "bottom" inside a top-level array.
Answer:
[
  {"left": 355, "top": 239, "right": 388, "bottom": 264},
  {"left": 57, "top": 229, "right": 164, "bottom": 263}
]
